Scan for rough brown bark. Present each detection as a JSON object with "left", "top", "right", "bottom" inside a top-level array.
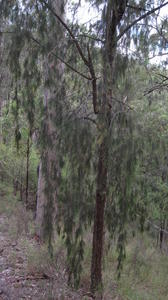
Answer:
[
  {"left": 90, "top": 2, "right": 128, "bottom": 297},
  {"left": 91, "top": 141, "right": 107, "bottom": 297},
  {"left": 25, "top": 135, "right": 30, "bottom": 208}
]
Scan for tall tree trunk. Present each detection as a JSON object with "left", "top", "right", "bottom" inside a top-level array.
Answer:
[
  {"left": 90, "top": 1, "right": 127, "bottom": 296},
  {"left": 0, "top": 23, "right": 3, "bottom": 143},
  {"left": 160, "top": 220, "right": 165, "bottom": 250},
  {"left": 36, "top": 0, "right": 65, "bottom": 242},
  {"left": 90, "top": 141, "right": 107, "bottom": 296},
  {"left": 36, "top": 161, "right": 46, "bottom": 237},
  {"left": 20, "top": 172, "right": 23, "bottom": 202},
  {"left": 25, "top": 135, "right": 30, "bottom": 208}
]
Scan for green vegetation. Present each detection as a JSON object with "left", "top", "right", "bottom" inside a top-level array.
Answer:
[
  {"left": 1, "top": 192, "right": 168, "bottom": 299},
  {"left": 0, "top": 0, "right": 168, "bottom": 299}
]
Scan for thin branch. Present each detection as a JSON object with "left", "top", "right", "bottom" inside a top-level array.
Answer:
[
  {"left": 147, "top": 219, "right": 168, "bottom": 235},
  {"left": 155, "top": 72, "right": 168, "bottom": 80},
  {"left": 117, "top": 1, "right": 168, "bottom": 41},
  {"left": 144, "top": 21, "right": 168, "bottom": 48},
  {"left": 126, "top": 4, "right": 148, "bottom": 12},
  {"left": 1, "top": 28, "right": 92, "bottom": 80},
  {"left": 39, "top": 0, "right": 99, "bottom": 116},
  {"left": 111, "top": 96, "right": 137, "bottom": 112},
  {"left": 30, "top": 35, "right": 91, "bottom": 80},
  {"left": 83, "top": 116, "right": 97, "bottom": 125},
  {"left": 87, "top": 44, "right": 99, "bottom": 114},
  {"left": 76, "top": 33, "right": 104, "bottom": 44},
  {"left": 155, "top": 25, "right": 168, "bottom": 46},
  {"left": 144, "top": 79, "right": 168, "bottom": 96},
  {"left": 148, "top": 52, "right": 168, "bottom": 60},
  {"left": 136, "top": 213, "right": 168, "bottom": 235},
  {"left": 53, "top": 54, "right": 91, "bottom": 80},
  {"left": 39, "top": 0, "right": 89, "bottom": 66}
]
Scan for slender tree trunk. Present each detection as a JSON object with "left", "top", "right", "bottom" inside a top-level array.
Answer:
[
  {"left": 36, "top": 81, "right": 59, "bottom": 242},
  {"left": 0, "top": 102, "right": 2, "bottom": 143},
  {"left": 20, "top": 174, "right": 23, "bottom": 201},
  {"left": 91, "top": 141, "right": 107, "bottom": 296},
  {"left": 160, "top": 220, "right": 165, "bottom": 250},
  {"left": 36, "top": 161, "right": 45, "bottom": 237},
  {"left": 13, "top": 179, "right": 17, "bottom": 196},
  {"left": 36, "top": 0, "right": 65, "bottom": 241},
  {"left": 25, "top": 135, "right": 30, "bottom": 208},
  {"left": 0, "top": 23, "right": 3, "bottom": 144},
  {"left": 90, "top": 2, "right": 127, "bottom": 296}
]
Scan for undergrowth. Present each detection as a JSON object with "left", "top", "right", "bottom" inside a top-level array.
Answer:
[{"left": 1, "top": 183, "right": 168, "bottom": 299}]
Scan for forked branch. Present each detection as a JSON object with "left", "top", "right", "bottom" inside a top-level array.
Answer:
[{"left": 117, "top": 0, "right": 168, "bottom": 41}]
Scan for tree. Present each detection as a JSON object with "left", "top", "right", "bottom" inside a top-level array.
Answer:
[
  {"left": 0, "top": 0, "right": 65, "bottom": 245},
  {"left": 38, "top": 0, "right": 168, "bottom": 296},
  {"left": 1, "top": 0, "right": 168, "bottom": 298},
  {"left": 35, "top": 0, "right": 65, "bottom": 246}
]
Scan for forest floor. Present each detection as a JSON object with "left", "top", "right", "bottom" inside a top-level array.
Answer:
[
  {"left": 0, "top": 185, "right": 93, "bottom": 300},
  {"left": 0, "top": 213, "right": 89, "bottom": 300},
  {"left": 0, "top": 184, "right": 168, "bottom": 300}
]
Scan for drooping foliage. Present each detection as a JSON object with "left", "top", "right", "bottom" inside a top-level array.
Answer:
[{"left": 0, "top": 0, "right": 168, "bottom": 293}]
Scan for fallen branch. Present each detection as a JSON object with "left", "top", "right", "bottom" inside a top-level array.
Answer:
[{"left": 9, "top": 273, "right": 51, "bottom": 284}]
